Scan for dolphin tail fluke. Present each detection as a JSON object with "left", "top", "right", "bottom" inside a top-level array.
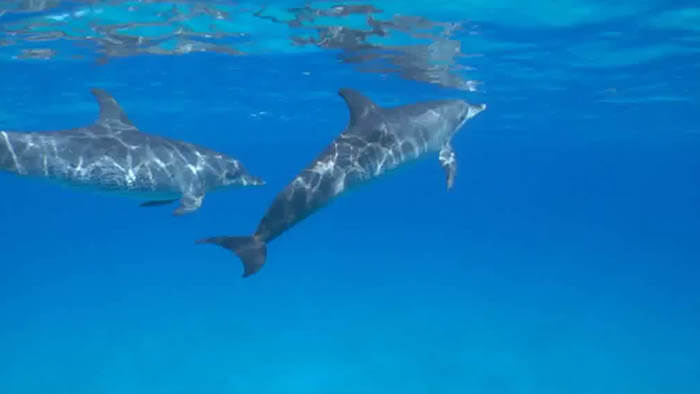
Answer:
[{"left": 196, "top": 235, "right": 267, "bottom": 278}]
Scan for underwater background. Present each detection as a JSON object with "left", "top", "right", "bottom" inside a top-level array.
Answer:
[{"left": 1, "top": 1, "right": 699, "bottom": 393}]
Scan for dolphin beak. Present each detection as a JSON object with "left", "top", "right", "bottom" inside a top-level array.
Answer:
[
  {"left": 249, "top": 176, "right": 266, "bottom": 186},
  {"left": 467, "top": 103, "right": 486, "bottom": 119}
]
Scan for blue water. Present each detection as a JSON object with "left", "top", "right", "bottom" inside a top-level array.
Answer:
[{"left": 1, "top": 2, "right": 700, "bottom": 393}]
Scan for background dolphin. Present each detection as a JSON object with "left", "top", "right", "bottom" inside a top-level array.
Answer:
[
  {"left": 198, "top": 88, "right": 486, "bottom": 277},
  {"left": 0, "top": 88, "right": 264, "bottom": 215}
]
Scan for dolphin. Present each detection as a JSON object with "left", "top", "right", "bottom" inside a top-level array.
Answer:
[
  {"left": 197, "top": 88, "right": 486, "bottom": 277},
  {"left": 0, "top": 88, "right": 264, "bottom": 215}
]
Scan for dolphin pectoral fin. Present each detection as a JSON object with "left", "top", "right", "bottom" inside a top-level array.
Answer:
[
  {"left": 439, "top": 144, "right": 457, "bottom": 190},
  {"left": 140, "top": 199, "right": 178, "bottom": 208},
  {"left": 173, "top": 192, "right": 205, "bottom": 216}
]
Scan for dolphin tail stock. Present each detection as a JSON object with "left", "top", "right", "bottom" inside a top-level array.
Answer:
[{"left": 196, "top": 235, "right": 267, "bottom": 278}]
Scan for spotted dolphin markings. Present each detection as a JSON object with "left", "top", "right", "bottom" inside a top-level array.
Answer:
[
  {"left": 0, "top": 88, "right": 264, "bottom": 215},
  {"left": 197, "top": 88, "right": 486, "bottom": 277}
]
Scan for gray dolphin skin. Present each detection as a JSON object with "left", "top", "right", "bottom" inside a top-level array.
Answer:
[
  {"left": 0, "top": 88, "right": 264, "bottom": 215},
  {"left": 197, "top": 88, "right": 486, "bottom": 277}
]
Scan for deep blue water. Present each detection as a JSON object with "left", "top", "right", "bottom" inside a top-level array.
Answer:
[{"left": 1, "top": 2, "right": 700, "bottom": 393}]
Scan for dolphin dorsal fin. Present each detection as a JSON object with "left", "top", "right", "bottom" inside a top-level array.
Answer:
[
  {"left": 91, "top": 88, "right": 135, "bottom": 129},
  {"left": 338, "top": 88, "right": 379, "bottom": 127}
]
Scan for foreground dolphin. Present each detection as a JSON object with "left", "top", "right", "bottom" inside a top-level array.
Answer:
[
  {"left": 197, "top": 88, "right": 486, "bottom": 277},
  {"left": 0, "top": 89, "right": 264, "bottom": 215}
]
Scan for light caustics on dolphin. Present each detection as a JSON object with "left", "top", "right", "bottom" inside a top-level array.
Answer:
[
  {"left": 0, "top": 88, "right": 264, "bottom": 215},
  {"left": 197, "top": 88, "right": 486, "bottom": 277}
]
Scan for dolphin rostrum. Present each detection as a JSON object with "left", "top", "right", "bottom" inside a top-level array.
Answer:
[
  {"left": 0, "top": 88, "right": 264, "bottom": 215},
  {"left": 197, "top": 88, "right": 486, "bottom": 277}
]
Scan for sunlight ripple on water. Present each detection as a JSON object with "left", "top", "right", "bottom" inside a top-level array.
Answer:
[{"left": 0, "top": 0, "right": 480, "bottom": 91}]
